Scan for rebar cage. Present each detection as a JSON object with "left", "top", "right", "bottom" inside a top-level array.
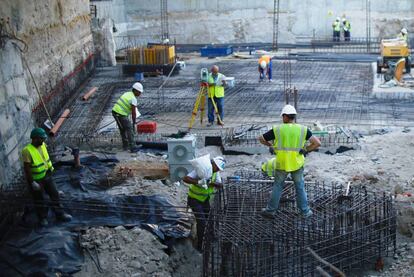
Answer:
[{"left": 203, "top": 174, "right": 396, "bottom": 276}]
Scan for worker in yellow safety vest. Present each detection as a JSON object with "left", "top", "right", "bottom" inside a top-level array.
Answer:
[
  {"left": 22, "top": 128, "right": 72, "bottom": 227},
  {"left": 112, "top": 82, "right": 143, "bottom": 152},
  {"left": 258, "top": 105, "right": 321, "bottom": 218},
  {"left": 183, "top": 156, "right": 226, "bottom": 251},
  {"left": 258, "top": 55, "right": 273, "bottom": 82},
  {"left": 398, "top": 28, "right": 408, "bottom": 42},
  {"left": 332, "top": 17, "right": 341, "bottom": 42},
  {"left": 342, "top": 17, "right": 351, "bottom": 41},
  {"left": 207, "top": 65, "right": 226, "bottom": 126}
]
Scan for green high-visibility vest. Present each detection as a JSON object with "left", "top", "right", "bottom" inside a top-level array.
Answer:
[
  {"left": 333, "top": 21, "right": 341, "bottom": 32},
  {"left": 343, "top": 20, "right": 351, "bottom": 32},
  {"left": 23, "top": 143, "right": 54, "bottom": 180},
  {"left": 261, "top": 157, "right": 277, "bottom": 177},
  {"left": 208, "top": 73, "right": 225, "bottom": 98},
  {"left": 272, "top": 124, "right": 307, "bottom": 172},
  {"left": 398, "top": 33, "right": 408, "bottom": 42},
  {"left": 188, "top": 172, "right": 217, "bottom": 202},
  {"left": 112, "top": 91, "right": 136, "bottom": 116}
]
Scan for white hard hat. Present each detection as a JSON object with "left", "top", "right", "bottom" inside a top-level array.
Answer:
[
  {"left": 213, "top": 156, "right": 226, "bottom": 171},
  {"left": 163, "top": 38, "right": 170, "bottom": 44},
  {"left": 336, "top": 17, "right": 340, "bottom": 21},
  {"left": 260, "top": 60, "right": 267, "bottom": 69},
  {"left": 280, "top": 104, "right": 297, "bottom": 116},
  {"left": 132, "top": 82, "right": 144, "bottom": 93},
  {"left": 401, "top": 28, "right": 408, "bottom": 34}
]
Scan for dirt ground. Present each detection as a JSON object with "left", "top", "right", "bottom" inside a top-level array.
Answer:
[{"left": 75, "top": 127, "right": 414, "bottom": 276}]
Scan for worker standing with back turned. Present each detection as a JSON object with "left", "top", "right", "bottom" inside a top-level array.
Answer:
[
  {"left": 258, "top": 55, "right": 272, "bottom": 82},
  {"left": 112, "top": 82, "right": 143, "bottom": 152},
  {"left": 258, "top": 105, "right": 321, "bottom": 218},
  {"left": 342, "top": 17, "right": 351, "bottom": 41},
  {"left": 332, "top": 17, "right": 341, "bottom": 42},
  {"left": 183, "top": 156, "right": 226, "bottom": 251},
  {"left": 22, "top": 128, "right": 72, "bottom": 227},
  {"left": 207, "top": 65, "right": 226, "bottom": 126}
]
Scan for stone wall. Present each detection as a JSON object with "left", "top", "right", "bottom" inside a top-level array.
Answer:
[
  {"left": 0, "top": 0, "right": 94, "bottom": 188},
  {"left": 93, "top": 0, "right": 414, "bottom": 44}
]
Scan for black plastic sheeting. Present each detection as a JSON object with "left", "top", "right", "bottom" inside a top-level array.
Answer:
[{"left": 0, "top": 155, "right": 190, "bottom": 276}]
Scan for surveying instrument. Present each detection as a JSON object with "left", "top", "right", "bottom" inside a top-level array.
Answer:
[{"left": 188, "top": 68, "right": 223, "bottom": 130}]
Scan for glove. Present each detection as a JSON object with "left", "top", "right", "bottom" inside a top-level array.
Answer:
[
  {"left": 31, "top": 181, "right": 41, "bottom": 191},
  {"left": 269, "top": 147, "right": 275, "bottom": 155},
  {"left": 299, "top": 149, "right": 308, "bottom": 156},
  {"left": 197, "top": 179, "right": 208, "bottom": 190}
]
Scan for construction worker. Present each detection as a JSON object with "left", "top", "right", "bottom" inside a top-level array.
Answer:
[
  {"left": 258, "top": 55, "right": 272, "bottom": 82},
  {"left": 22, "top": 128, "right": 72, "bottom": 227},
  {"left": 112, "top": 82, "right": 143, "bottom": 152},
  {"left": 342, "top": 17, "right": 351, "bottom": 41},
  {"left": 398, "top": 28, "right": 408, "bottom": 42},
  {"left": 332, "top": 17, "right": 341, "bottom": 42},
  {"left": 183, "top": 156, "right": 226, "bottom": 251},
  {"left": 258, "top": 105, "right": 321, "bottom": 218},
  {"left": 207, "top": 65, "right": 226, "bottom": 126}
]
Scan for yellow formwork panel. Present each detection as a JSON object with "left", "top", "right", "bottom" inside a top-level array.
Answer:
[{"left": 381, "top": 40, "right": 410, "bottom": 57}]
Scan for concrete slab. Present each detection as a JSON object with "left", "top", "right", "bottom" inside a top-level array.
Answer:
[{"left": 371, "top": 63, "right": 414, "bottom": 99}]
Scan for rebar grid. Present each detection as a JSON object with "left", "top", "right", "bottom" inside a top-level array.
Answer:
[{"left": 203, "top": 177, "right": 396, "bottom": 277}]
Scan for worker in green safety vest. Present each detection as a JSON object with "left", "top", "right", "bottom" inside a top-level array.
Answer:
[
  {"left": 258, "top": 105, "right": 321, "bottom": 218},
  {"left": 22, "top": 128, "right": 72, "bottom": 227},
  {"left": 398, "top": 28, "right": 408, "bottom": 42},
  {"left": 342, "top": 17, "right": 351, "bottom": 41},
  {"left": 332, "top": 17, "right": 341, "bottom": 42},
  {"left": 207, "top": 65, "right": 226, "bottom": 127},
  {"left": 183, "top": 156, "right": 226, "bottom": 251},
  {"left": 112, "top": 82, "right": 143, "bottom": 152}
]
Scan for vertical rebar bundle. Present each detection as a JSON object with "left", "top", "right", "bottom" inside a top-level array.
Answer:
[{"left": 203, "top": 175, "right": 396, "bottom": 276}]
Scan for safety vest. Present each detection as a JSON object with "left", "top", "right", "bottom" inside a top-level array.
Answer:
[
  {"left": 272, "top": 124, "right": 307, "bottom": 172},
  {"left": 188, "top": 172, "right": 217, "bottom": 202},
  {"left": 23, "top": 143, "right": 54, "bottom": 181},
  {"left": 343, "top": 20, "right": 351, "bottom": 32},
  {"left": 258, "top": 55, "right": 271, "bottom": 65},
  {"left": 112, "top": 91, "right": 136, "bottom": 116},
  {"left": 208, "top": 73, "right": 225, "bottom": 98},
  {"left": 261, "top": 158, "right": 277, "bottom": 177},
  {"left": 398, "top": 33, "right": 408, "bottom": 42},
  {"left": 333, "top": 21, "right": 341, "bottom": 32}
]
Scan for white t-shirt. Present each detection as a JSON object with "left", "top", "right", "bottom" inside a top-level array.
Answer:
[
  {"left": 186, "top": 170, "right": 222, "bottom": 183},
  {"left": 129, "top": 96, "right": 137, "bottom": 107}
]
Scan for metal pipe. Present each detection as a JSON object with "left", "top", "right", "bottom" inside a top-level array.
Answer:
[
  {"left": 49, "top": 109, "right": 70, "bottom": 137},
  {"left": 82, "top": 87, "right": 98, "bottom": 101}
]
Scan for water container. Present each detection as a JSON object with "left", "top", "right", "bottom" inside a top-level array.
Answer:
[
  {"left": 137, "top": 121, "right": 157, "bottom": 133},
  {"left": 134, "top": 72, "right": 144, "bottom": 81},
  {"left": 224, "top": 77, "right": 235, "bottom": 88}
]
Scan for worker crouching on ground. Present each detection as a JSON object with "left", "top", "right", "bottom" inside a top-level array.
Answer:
[
  {"left": 332, "top": 17, "right": 341, "bottom": 42},
  {"left": 112, "top": 82, "right": 143, "bottom": 152},
  {"left": 22, "top": 128, "right": 72, "bottom": 227},
  {"left": 183, "top": 156, "right": 226, "bottom": 251},
  {"left": 258, "top": 55, "right": 272, "bottom": 82},
  {"left": 258, "top": 105, "right": 321, "bottom": 218},
  {"left": 207, "top": 65, "right": 226, "bottom": 126}
]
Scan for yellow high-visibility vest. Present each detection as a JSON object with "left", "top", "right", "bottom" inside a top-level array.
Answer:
[
  {"left": 333, "top": 21, "right": 341, "bottom": 32},
  {"left": 23, "top": 143, "right": 54, "bottom": 180},
  {"left": 272, "top": 124, "right": 307, "bottom": 172},
  {"left": 112, "top": 91, "right": 136, "bottom": 116},
  {"left": 188, "top": 172, "right": 217, "bottom": 202},
  {"left": 208, "top": 73, "right": 225, "bottom": 98}
]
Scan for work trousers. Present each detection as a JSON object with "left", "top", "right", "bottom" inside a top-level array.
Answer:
[
  {"left": 333, "top": 31, "right": 340, "bottom": 42},
  {"left": 266, "top": 167, "right": 311, "bottom": 215},
  {"left": 259, "top": 59, "right": 272, "bottom": 80},
  {"left": 344, "top": 31, "right": 351, "bottom": 41},
  {"left": 208, "top": 97, "right": 224, "bottom": 123},
  {"left": 112, "top": 111, "right": 134, "bottom": 150},
  {"left": 30, "top": 172, "right": 64, "bottom": 220},
  {"left": 188, "top": 196, "right": 210, "bottom": 251}
]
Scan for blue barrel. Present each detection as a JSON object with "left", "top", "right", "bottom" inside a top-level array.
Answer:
[{"left": 134, "top": 72, "right": 144, "bottom": 81}]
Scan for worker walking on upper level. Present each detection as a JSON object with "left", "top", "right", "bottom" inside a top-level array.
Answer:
[
  {"left": 258, "top": 55, "right": 272, "bottom": 82},
  {"left": 207, "top": 65, "right": 226, "bottom": 126},
  {"left": 22, "top": 128, "right": 72, "bottom": 227},
  {"left": 258, "top": 105, "right": 321, "bottom": 218},
  {"left": 332, "top": 17, "right": 341, "bottom": 42},
  {"left": 342, "top": 17, "right": 351, "bottom": 41},
  {"left": 112, "top": 82, "right": 143, "bottom": 152}
]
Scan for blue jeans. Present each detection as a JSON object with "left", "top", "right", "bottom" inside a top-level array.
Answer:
[
  {"left": 208, "top": 97, "right": 224, "bottom": 123},
  {"left": 259, "top": 60, "right": 272, "bottom": 80},
  {"left": 266, "top": 167, "right": 310, "bottom": 214}
]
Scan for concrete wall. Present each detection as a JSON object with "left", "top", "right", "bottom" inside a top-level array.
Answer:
[
  {"left": 93, "top": 0, "right": 414, "bottom": 44},
  {"left": 0, "top": 0, "right": 94, "bottom": 188}
]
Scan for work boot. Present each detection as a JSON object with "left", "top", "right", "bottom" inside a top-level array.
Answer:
[
  {"left": 206, "top": 122, "right": 213, "bottom": 127},
  {"left": 261, "top": 208, "right": 276, "bottom": 218},
  {"left": 57, "top": 212, "right": 72, "bottom": 222},
  {"left": 301, "top": 209, "right": 313, "bottom": 218},
  {"left": 39, "top": 218, "right": 49, "bottom": 227},
  {"left": 130, "top": 146, "right": 141, "bottom": 153}
]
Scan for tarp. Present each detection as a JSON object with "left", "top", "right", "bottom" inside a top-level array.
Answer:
[{"left": 0, "top": 155, "right": 190, "bottom": 276}]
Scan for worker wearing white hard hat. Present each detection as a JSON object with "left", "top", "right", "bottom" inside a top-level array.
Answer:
[
  {"left": 342, "top": 17, "right": 351, "bottom": 41},
  {"left": 112, "top": 82, "right": 143, "bottom": 152},
  {"left": 332, "top": 17, "right": 341, "bottom": 42},
  {"left": 258, "top": 105, "right": 321, "bottom": 219},
  {"left": 183, "top": 156, "right": 226, "bottom": 251},
  {"left": 258, "top": 55, "right": 272, "bottom": 82},
  {"left": 398, "top": 28, "right": 408, "bottom": 42}
]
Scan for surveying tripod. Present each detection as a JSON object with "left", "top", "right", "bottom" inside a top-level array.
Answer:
[{"left": 188, "top": 81, "right": 223, "bottom": 130}]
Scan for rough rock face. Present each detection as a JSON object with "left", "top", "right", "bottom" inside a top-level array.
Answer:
[
  {"left": 91, "top": 18, "right": 116, "bottom": 67},
  {"left": 0, "top": 0, "right": 93, "bottom": 187}
]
